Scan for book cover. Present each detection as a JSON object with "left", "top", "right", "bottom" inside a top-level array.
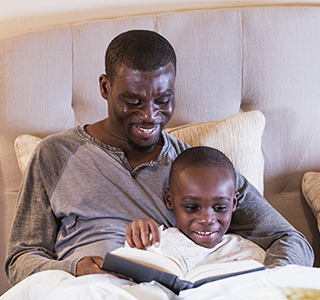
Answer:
[{"left": 102, "top": 250, "right": 265, "bottom": 294}]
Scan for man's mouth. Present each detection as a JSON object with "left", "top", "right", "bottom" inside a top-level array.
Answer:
[
  {"left": 137, "top": 126, "right": 157, "bottom": 134},
  {"left": 135, "top": 125, "right": 160, "bottom": 137}
]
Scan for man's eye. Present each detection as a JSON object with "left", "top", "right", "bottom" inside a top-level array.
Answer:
[
  {"left": 126, "top": 99, "right": 140, "bottom": 105},
  {"left": 155, "top": 96, "right": 171, "bottom": 104}
]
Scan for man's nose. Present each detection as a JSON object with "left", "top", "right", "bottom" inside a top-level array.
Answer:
[
  {"left": 139, "top": 102, "right": 159, "bottom": 122},
  {"left": 196, "top": 209, "right": 216, "bottom": 225}
]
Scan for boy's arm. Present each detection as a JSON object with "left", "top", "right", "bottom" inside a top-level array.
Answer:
[
  {"left": 125, "top": 218, "right": 160, "bottom": 249},
  {"left": 230, "top": 170, "right": 314, "bottom": 268}
]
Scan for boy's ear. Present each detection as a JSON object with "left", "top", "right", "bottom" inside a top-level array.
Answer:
[
  {"left": 164, "top": 188, "right": 174, "bottom": 210},
  {"left": 232, "top": 191, "right": 239, "bottom": 212}
]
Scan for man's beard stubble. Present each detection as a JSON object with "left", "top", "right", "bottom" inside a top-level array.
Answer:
[
  {"left": 128, "top": 138, "right": 156, "bottom": 153},
  {"left": 127, "top": 124, "right": 163, "bottom": 153}
]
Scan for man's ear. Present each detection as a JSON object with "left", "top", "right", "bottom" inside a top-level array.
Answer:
[
  {"left": 99, "top": 74, "right": 110, "bottom": 100},
  {"left": 164, "top": 188, "right": 174, "bottom": 210},
  {"left": 232, "top": 191, "right": 239, "bottom": 212}
]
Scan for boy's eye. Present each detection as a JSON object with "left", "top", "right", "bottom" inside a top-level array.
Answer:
[
  {"left": 213, "top": 205, "right": 227, "bottom": 212},
  {"left": 184, "top": 205, "right": 199, "bottom": 212}
]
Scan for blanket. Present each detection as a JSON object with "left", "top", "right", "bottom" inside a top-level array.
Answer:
[{"left": 1, "top": 265, "right": 320, "bottom": 300}]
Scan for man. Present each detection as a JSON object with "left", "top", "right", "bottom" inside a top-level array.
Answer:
[{"left": 5, "top": 30, "right": 314, "bottom": 285}]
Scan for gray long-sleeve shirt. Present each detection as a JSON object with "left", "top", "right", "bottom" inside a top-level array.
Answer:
[{"left": 5, "top": 126, "right": 314, "bottom": 285}]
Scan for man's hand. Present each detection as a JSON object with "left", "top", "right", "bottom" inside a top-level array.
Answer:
[
  {"left": 125, "top": 218, "right": 160, "bottom": 249},
  {"left": 76, "top": 256, "right": 132, "bottom": 281}
]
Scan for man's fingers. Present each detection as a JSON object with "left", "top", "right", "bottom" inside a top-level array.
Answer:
[
  {"left": 92, "top": 256, "right": 104, "bottom": 268},
  {"left": 76, "top": 256, "right": 133, "bottom": 281},
  {"left": 76, "top": 256, "right": 106, "bottom": 276}
]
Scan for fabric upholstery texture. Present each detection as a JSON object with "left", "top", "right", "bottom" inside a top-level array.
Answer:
[
  {"left": 14, "top": 135, "right": 42, "bottom": 174},
  {"left": 15, "top": 111, "right": 265, "bottom": 195},
  {"left": 165, "top": 111, "right": 265, "bottom": 195},
  {"left": 302, "top": 172, "right": 320, "bottom": 233}
]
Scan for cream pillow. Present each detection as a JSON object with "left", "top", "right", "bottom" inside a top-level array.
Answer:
[
  {"left": 165, "top": 110, "right": 265, "bottom": 195},
  {"left": 15, "top": 111, "right": 265, "bottom": 194},
  {"left": 14, "top": 134, "right": 42, "bottom": 174},
  {"left": 302, "top": 172, "right": 320, "bottom": 232}
]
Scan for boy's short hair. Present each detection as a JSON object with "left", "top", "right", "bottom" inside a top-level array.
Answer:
[
  {"left": 105, "top": 29, "right": 177, "bottom": 85},
  {"left": 169, "top": 146, "right": 236, "bottom": 188}
]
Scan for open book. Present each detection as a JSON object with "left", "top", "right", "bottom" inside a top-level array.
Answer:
[{"left": 102, "top": 227, "right": 265, "bottom": 294}]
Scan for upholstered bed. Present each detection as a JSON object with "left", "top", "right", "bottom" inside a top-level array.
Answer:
[{"left": 1, "top": 4, "right": 320, "bottom": 298}]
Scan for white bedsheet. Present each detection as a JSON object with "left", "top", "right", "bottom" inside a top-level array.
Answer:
[{"left": 1, "top": 265, "right": 320, "bottom": 300}]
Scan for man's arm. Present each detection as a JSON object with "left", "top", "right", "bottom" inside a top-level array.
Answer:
[
  {"left": 5, "top": 146, "right": 78, "bottom": 285},
  {"left": 229, "top": 170, "right": 314, "bottom": 268},
  {"left": 6, "top": 135, "right": 131, "bottom": 285}
]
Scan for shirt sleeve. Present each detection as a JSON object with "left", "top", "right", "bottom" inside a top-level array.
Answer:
[
  {"left": 229, "top": 170, "right": 314, "bottom": 268},
  {"left": 5, "top": 140, "right": 78, "bottom": 285}
]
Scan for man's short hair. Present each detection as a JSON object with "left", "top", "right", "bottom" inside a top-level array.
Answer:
[
  {"left": 105, "top": 29, "right": 176, "bottom": 85},
  {"left": 169, "top": 146, "right": 236, "bottom": 188}
]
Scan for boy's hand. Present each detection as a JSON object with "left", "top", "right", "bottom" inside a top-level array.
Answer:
[{"left": 125, "top": 218, "right": 160, "bottom": 249}]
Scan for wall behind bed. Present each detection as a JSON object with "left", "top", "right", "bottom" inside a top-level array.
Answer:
[{"left": 2, "top": 0, "right": 320, "bottom": 37}]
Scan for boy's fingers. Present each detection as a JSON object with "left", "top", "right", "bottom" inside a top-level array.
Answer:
[
  {"left": 125, "top": 226, "right": 135, "bottom": 248},
  {"left": 125, "top": 219, "right": 160, "bottom": 249},
  {"left": 149, "top": 222, "right": 160, "bottom": 247},
  {"left": 129, "top": 221, "right": 147, "bottom": 249},
  {"left": 135, "top": 221, "right": 151, "bottom": 249}
]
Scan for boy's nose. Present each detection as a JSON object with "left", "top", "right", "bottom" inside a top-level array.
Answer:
[{"left": 196, "top": 210, "right": 216, "bottom": 225}]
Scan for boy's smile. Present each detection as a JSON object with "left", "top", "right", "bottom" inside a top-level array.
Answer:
[{"left": 165, "top": 166, "right": 238, "bottom": 248}]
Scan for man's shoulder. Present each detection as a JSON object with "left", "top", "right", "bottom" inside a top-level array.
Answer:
[
  {"left": 33, "top": 126, "right": 85, "bottom": 162},
  {"left": 40, "top": 127, "right": 82, "bottom": 148},
  {"left": 162, "top": 130, "right": 190, "bottom": 153}
]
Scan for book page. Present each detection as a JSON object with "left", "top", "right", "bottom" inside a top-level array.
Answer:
[
  {"left": 111, "top": 247, "right": 184, "bottom": 278},
  {"left": 184, "top": 260, "right": 264, "bottom": 283},
  {"left": 113, "top": 226, "right": 187, "bottom": 278}
]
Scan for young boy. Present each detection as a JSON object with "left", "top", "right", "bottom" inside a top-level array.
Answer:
[{"left": 125, "top": 146, "right": 265, "bottom": 273}]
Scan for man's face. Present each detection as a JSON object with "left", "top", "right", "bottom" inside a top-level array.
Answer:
[
  {"left": 165, "top": 167, "right": 238, "bottom": 249},
  {"left": 100, "top": 62, "right": 175, "bottom": 151}
]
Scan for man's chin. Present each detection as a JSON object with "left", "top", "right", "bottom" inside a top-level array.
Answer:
[
  {"left": 128, "top": 128, "right": 163, "bottom": 153},
  {"left": 128, "top": 139, "right": 157, "bottom": 153}
]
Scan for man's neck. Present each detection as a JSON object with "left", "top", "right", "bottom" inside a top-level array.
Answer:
[{"left": 85, "top": 120, "right": 163, "bottom": 169}]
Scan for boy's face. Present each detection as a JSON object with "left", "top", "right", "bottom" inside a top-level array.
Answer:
[{"left": 164, "top": 166, "right": 238, "bottom": 249}]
